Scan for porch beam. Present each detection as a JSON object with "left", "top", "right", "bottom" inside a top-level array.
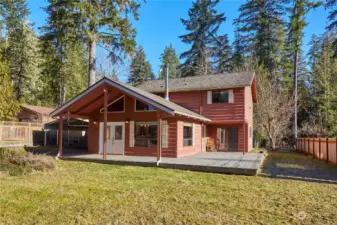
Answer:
[
  {"left": 68, "top": 114, "right": 90, "bottom": 120},
  {"left": 103, "top": 89, "right": 108, "bottom": 160},
  {"left": 73, "top": 93, "right": 104, "bottom": 114},
  {"left": 57, "top": 114, "right": 63, "bottom": 157},
  {"left": 157, "top": 112, "right": 162, "bottom": 165}
]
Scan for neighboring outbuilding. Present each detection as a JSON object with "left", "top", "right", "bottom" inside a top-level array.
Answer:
[{"left": 17, "top": 104, "right": 55, "bottom": 123}]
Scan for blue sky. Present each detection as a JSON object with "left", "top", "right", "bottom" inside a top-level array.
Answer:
[{"left": 28, "top": 0, "right": 329, "bottom": 82}]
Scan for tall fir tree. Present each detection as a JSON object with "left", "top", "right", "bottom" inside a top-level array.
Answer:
[
  {"left": 308, "top": 32, "right": 337, "bottom": 136},
  {"left": 128, "top": 46, "right": 154, "bottom": 85},
  {"left": 0, "top": 42, "right": 20, "bottom": 121},
  {"left": 179, "top": 0, "right": 226, "bottom": 77},
  {"left": 211, "top": 34, "right": 232, "bottom": 73},
  {"left": 326, "top": 0, "right": 337, "bottom": 56},
  {"left": 41, "top": 0, "right": 88, "bottom": 105},
  {"left": 159, "top": 44, "right": 180, "bottom": 79},
  {"left": 287, "top": 0, "right": 322, "bottom": 138},
  {"left": 234, "top": 0, "right": 287, "bottom": 73},
  {"left": 42, "top": 0, "right": 141, "bottom": 86},
  {"left": 231, "top": 31, "right": 247, "bottom": 71}
]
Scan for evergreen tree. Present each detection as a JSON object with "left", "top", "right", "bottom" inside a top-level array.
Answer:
[
  {"left": 211, "top": 34, "right": 232, "bottom": 73},
  {"left": 0, "top": 47, "right": 20, "bottom": 121},
  {"left": 43, "top": 0, "right": 141, "bottom": 86},
  {"left": 326, "top": 0, "right": 337, "bottom": 56},
  {"left": 0, "top": 0, "right": 29, "bottom": 53},
  {"left": 41, "top": 0, "right": 89, "bottom": 105},
  {"left": 231, "top": 31, "right": 247, "bottom": 71},
  {"left": 308, "top": 32, "right": 337, "bottom": 136},
  {"left": 63, "top": 44, "right": 88, "bottom": 101},
  {"left": 159, "top": 44, "right": 180, "bottom": 79},
  {"left": 234, "top": 0, "right": 287, "bottom": 73},
  {"left": 287, "top": 0, "right": 322, "bottom": 138},
  {"left": 7, "top": 21, "right": 44, "bottom": 105},
  {"left": 179, "top": 0, "right": 226, "bottom": 77},
  {"left": 128, "top": 46, "right": 154, "bottom": 85}
]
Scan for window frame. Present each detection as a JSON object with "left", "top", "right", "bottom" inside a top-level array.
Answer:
[
  {"left": 183, "top": 123, "right": 193, "bottom": 147},
  {"left": 134, "top": 121, "right": 158, "bottom": 147},
  {"left": 211, "top": 90, "right": 229, "bottom": 104},
  {"left": 100, "top": 95, "right": 125, "bottom": 113},
  {"left": 220, "top": 128, "right": 224, "bottom": 144},
  {"left": 134, "top": 99, "right": 156, "bottom": 112}
]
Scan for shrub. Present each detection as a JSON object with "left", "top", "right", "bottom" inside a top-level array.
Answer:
[
  {"left": 10, "top": 152, "right": 56, "bottom": 171},
  {"left": 0, "top": 147, "right": 26, "bottom": 160},
  {"left": 0, "top": 147, "right": 56, "bottom": 176}
]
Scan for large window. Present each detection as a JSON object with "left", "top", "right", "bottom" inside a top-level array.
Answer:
[
  {"left": 101, "top": 96, "right": 124, "bottom": 112},
  {"left": 135, "top": 122, "right": 157, "bottom": 147},
  {"left": 183, "top": 123, "right": 193, "bottom": 147},
  {"left": 212, "top": 91, "right": 229, "bottom": 103},
  {"left": 135, "top": 100, "right": 156, "bottom": 111}
]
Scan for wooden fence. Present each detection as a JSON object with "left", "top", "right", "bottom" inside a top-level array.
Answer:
[
  {"left": 0, "top": 121, "right": 43, "bottom": 147},
  {"left": 296, "top": 138, "right": 337, "bottom": 165}
]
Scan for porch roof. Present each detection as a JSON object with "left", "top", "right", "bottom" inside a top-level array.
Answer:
[{"left": 49, "top": 78, "right": 211, "bottom": 122}]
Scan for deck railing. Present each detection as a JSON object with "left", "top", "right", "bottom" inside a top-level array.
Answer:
[
  {"left": 0, "top": 121, "right": 43, "bottom": 147},
  {"left": 296, "top": 138, "right": 337, "bottom": 165}
]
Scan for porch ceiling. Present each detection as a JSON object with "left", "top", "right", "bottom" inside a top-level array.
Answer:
[{"left": 49, "top": 78, "right": 211, "bottom": 122}]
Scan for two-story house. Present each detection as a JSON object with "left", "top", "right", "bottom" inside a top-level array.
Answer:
[{"left": 50, "top": 71, "right": 257, "bottom": 158}]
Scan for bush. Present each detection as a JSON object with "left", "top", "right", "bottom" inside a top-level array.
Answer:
[
  {"left": 0, "top": 147, "right": 26, "bottom": 160},
  {"left": 0, "top": 147, "right": 56, "bottom": 176},
  {"left": 10, "top": 152, "right": 56, "bottom": 171}
]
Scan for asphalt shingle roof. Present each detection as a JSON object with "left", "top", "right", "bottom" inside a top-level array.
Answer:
[
  {"left": 111, "top": 78, "right": 211, "bottom": 121},
  {"left": 50, "top": 78, "right": 211, "bottom": 122},
  {"left": 137, "top": 71, "right": 255, "bottom": 93}
]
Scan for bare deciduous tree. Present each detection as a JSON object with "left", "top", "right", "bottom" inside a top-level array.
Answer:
[{"left": 255, "top": 70, "right": 295, "bottom": 150}]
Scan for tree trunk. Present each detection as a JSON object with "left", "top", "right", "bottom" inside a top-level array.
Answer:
[
  {"left": 88, "top": 39, "right": 97, "bottom": 87},
  {"left": 293, "top": 49, "right": 298, "bottom": 139}
]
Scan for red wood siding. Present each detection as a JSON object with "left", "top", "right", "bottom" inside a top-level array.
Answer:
[
  {"left": 176, "top": 121, "right": 202, "bottom": 157},
  {"left": 244, "top": 86, "right": 254, "bottom": 151},
  {"left": 167, "top": 88, "right": 245, "bottom": 122},
  {"left": 208, "top": 124, "right": 245, "bottom": 152}
]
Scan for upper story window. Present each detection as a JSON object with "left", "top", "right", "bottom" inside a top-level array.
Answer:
[
  {"left": 135, "top": 100, "right": 156, "bottom": 111},
  {"left": 207, "top": 90, "right": 233, "bottom": 104},
  {"left": 101, "top": 95, "right": 124, "bottom": 113}
]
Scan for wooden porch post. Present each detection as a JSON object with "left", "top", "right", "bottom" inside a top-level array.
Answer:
[
  {"left": 157, "top": 112, "right": 162, "bottom": 165},
  {"left": 103, "top": 89, "right": 108, "bottom": 160},
  {"left": 57, "top": 115, "right": 63, "bottom": 157}
]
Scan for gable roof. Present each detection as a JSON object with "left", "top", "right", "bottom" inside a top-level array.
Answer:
[
  {"left": 50, "top": 78, "right": 211, "bottom": 122},
  {"left": 22, "top": 104, "right": 54, "bottom": 116},
  {"left": 136, "top": 71, "right": 255, "bottom": 93}
]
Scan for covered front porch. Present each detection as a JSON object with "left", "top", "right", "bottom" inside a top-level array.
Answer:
[
  {"left": 50, "top": 77, "right": 211, "bottom": 161},
  {"left": 59, "top": 151, "right": 265, "bottom": 175}
]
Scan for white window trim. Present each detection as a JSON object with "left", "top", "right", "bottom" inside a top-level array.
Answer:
[
  {"left": 162, "top": 120, "right": 168, "bottom": 148},
  {"left": 183, "top": 122, "right": 194, "bottom": 147},
  {"left": 100, "top": 95, "right": 125, "bottom": 113},
  {"left": 208, "top": 90, "right": 234, "bottom": 104},
  {"left": 129, "top": 121, "right": 134, "bottom": 147},
  {"left": 134, "top": 99, "right": 157, "bottom": 112}
]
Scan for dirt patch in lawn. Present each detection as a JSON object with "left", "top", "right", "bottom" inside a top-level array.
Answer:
[{"left": 259, "top": 150, "right": 337, "bottom": 184}]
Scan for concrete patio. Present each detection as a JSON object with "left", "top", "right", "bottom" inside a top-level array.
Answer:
[{"left": 60, "top": 152, "right": 265, "bottom": 175}]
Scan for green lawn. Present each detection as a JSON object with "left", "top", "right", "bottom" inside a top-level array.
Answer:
[{"left": 1, "top": 151, "right": 337, "bottom": 224}]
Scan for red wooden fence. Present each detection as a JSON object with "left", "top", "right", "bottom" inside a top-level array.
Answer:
[{"left": 296, "top": 138, "right": 337, "bottom": 165}]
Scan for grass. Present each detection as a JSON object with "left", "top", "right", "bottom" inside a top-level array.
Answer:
[{"left": 1, "top": 151, "right": 337, "bottom": 224}]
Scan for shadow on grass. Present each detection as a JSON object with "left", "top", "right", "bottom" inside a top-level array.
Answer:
[
  {"left": 25, "top": 146, "right": 87, "bottom": 157},
  {"left": 259, "top": 150, "right": 337, "bottom": 184}
]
